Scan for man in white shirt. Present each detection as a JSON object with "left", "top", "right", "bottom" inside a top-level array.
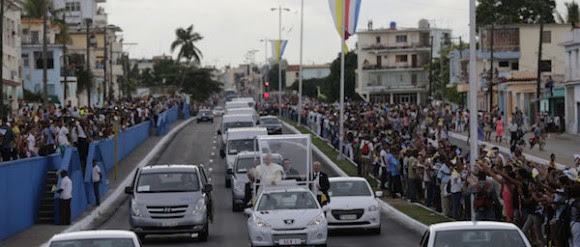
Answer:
[
  {"left": 57, "top": 170, "right": 73, "bottom": 225},
  {"left": 256, "top": 153, "right": 284, "bottom": 186},
  {"left": 57, "top": 121, "right": 70, "bottom": 154},
  {"left": 26, "top": 128, "right": 37, "bottom": 157},
  {"left": 379, "top": 143, "right": 389, "bottom": 189},
  {"left": 92, "top": 160, "right": 102, "bottom": 206}
]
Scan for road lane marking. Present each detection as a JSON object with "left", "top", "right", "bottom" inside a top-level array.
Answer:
[
  {"left": 211, "top": 152, "right": 215, "bottom": 156},
  {"left": 209, "top": 159, "right": 214, "bottom": 163}
]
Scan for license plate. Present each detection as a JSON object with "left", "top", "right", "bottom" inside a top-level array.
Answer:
[
  {"left": 339, "top": 214, "right": 357, "bottom": 220},
  {"left": 161, "top": 222, "right": 178, "bottom": 227},
  {"left": 279, "top": 239, "right": 301, "bottom": 245}
]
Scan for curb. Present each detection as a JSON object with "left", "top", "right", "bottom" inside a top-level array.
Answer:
[
  {"left": 40, "top": 117, "right": 195, "bottom": 246},
  {"left": 280, "top": 120, "right": 428, "bottom": 234}
]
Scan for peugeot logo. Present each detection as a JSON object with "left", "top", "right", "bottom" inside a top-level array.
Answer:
[
  {"left": 164, "top": 207, "right": 172, "bottom": 213},
  {"left": 283, "top": 219, "right": 294, "bottom": 225}
]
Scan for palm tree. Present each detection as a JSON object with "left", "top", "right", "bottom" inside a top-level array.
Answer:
[
  {"left": 170, "top": 25, "right": 203, "bottom": 89},
  {"left": 556, "top": 1, "right": 580, "bottom": 26},
  {"left": 22, "top": 0, "right": 49, "bottom": 18}
]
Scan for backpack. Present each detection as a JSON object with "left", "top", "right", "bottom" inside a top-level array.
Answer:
[
  {"left": 361, "top": 142, "right": 371, "bottom": 156},
  {"left": 474, "top": 183, "right": 492, "bottom": 212}
]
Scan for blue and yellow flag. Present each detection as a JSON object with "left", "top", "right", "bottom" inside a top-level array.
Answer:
[{"left": 270, "top": 40, "right": 288, "bottom": 63}]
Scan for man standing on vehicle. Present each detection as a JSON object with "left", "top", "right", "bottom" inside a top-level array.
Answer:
[
  {"left": 311, "top": 161, "right": 330, "bottom": 206},
  {"left": 256, "top": 153, "right": 284, "bottom": 186}
]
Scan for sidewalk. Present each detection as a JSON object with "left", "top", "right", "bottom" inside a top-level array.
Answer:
[
  {"left": 450, "top": 130, "right": 578, "bottom": 167},
  {"left": 0, "top": 121, "right": 183, "bottom": 247}
]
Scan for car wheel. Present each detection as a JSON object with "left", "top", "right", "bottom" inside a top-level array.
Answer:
[
  {"left": 198, "top": 222, "right": 209, "bottom": 242},
  {"left": 137, "top": 233, "right": 146, "bottom": 243},
  {"left": 232, "top": 200, "right": 239, "bottom": 212},
  {"left": 370, "top": 225, "right": 381, "bottom": 235},
  {"left": 225, "top": 178, "right": 231, "bottom": 188}
]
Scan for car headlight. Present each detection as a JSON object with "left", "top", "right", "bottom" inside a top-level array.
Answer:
[
  {"left": 253, "top": 216, "right": 271, "bottom": 228},
  {"left": 193, "top": 199, "right": 206, "bottom": 216},
  {"left": 368, "top": 204, "right": 379, "bottom": 212},
  {"left": 131, "top": 201, "right": 142, "bottom": 217},
  {"left": 307, "top": 214, "right": 326, "bottom": 226}
]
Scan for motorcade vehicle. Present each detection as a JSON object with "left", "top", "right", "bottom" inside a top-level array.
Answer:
[
  {"left": 226, "top": 107, "right": 259, "bottom": 125},
  {"left": 419, "top": 221, "right": 531, "bottom": 247},
  {"left": 218, "top": 114, "right": 256, "bottom": 157},
  {"left": 326, "top": 177, "right": 382, "bottom": 233},
  {"left": 47, "top": 230, "right": 142, "bottom": 247},
  {"left": 223, "top": 127, "right": 267, "bottom": 188},
  {"left": 197, "top": 109, "right": 214, "bottom": 123},
  {"left": 258, "top": 116, "right": 283, "bottom": 134},
  {"left": 125, "top": 164, "right": 213, "bottom": 242},
  {"left": 212, "top": 106, "right": 225, "bottom": 116},
  {"left": 232, "top": 97, "right": 255, "bottom": 108}
]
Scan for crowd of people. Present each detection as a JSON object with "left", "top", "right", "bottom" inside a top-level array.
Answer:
[
  {"left": 275, "top": 97, "right": 580, "bottom": 247},
  {"left": 0, "top": 95, "right": 185, "bottom": 166}
]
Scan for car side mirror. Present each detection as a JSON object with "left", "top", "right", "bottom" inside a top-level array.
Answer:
[
  {"left": 244, "top": 208, "right": 253, "bottom": 216},
  {"left": 217, "top": 129, "right": 222, "bottom": 135},
  {"left": 124, "top": 187, "right": 134, "bottom": 194},
  {"left": 375, "top": 191, "right": 384, "bottom": 198},
  {"left": 227, "top": 168, "right": 234, "bottom": 175},
  {"left": 203, "top": 184, "right": 213, "bottom": 193}
]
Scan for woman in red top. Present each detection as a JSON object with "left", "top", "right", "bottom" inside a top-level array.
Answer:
[{"left": 495, "top": 116, "right": 504, "bottom": 143}]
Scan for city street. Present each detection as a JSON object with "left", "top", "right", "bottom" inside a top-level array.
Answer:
[{"left": 97, "top": 119, "right": 420, "bottom": 247}]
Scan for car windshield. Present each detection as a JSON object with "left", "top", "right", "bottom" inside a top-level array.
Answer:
[
  {"left": 236, "top": 158, "right": 257, "bottom": 173},
  {"left": 260, "top": 118, "right": 279, "bottom": 124},
  {"left": 329, "top": 180, "right": 372, "bottom": 197},
  {"left": 257, "top": 192, "right": 318, "bottom": 211},
  {"left": 200, "top": 111, "right": 211, "bottom": 116},
  {"left": 224, "top": 122, "right": 254, "bottom": 131},
  {"left": 136, "top": 172, "right": 199, "bottom": 193},
  {"left": 49, "top": 238, "right": 135, "bottom": 247},
  {"left": 433, "top": 229, "right": 527, "bottom": 247},
  {"left": 228, "top": 139, "right": 254, "bottom": 155},
  {"left": 213, "top": 107, "right": 223, "bottom": 111}
]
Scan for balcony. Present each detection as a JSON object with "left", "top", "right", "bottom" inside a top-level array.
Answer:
[
  {"left": 361, "top": 43, "right": 430, "bottom": 53},
  {"left": 362, "top": 64, "right": 425, "bottom": 72},
  {"left": 112, "top": 64, "right": 123, "bottom": 76}
]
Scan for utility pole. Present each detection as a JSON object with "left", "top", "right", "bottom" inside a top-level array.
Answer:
[
  {"left": 297, "top": 0, "right": 304, "bottom": 127},
  {"left": 62, "top": 14, "right": 68, "bottom": 105},
  {"left": 103, "top": 25, "right": 108, "bottom": 104},
  {"left": 85, "top": 18, "right": 92, "bottom": 107},
  {"left": 42, "top": 5, "right": 48, "bottom": 105},
  {"left": 0, "top": 0, "right": 5, "bottom": 116},
  {"left": 278, "top": 5, "right": 282, "bottom": 115},
  {"left": 489, "top": 24, "right": 495, "bottom": 113},
  {"left": 429, "top": 35, "right": 434, "bottom": 103},
  {"left": 109, "top": 32, "right": 113, "bottom": 101},
  {"left": 459, "top": 36, "right": 463, "bottom": 59},
  {"left": 536, "top": 17, "right": 544, "bottom": 120}
]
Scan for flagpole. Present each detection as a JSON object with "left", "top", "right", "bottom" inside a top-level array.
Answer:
[
  {"left": 469, "top": 0, "right": 478, "bottom": 169},
  {"left": 278, "top": 5, "right": 283, "bottom": 116},
  {"left": 338, "top": 0, "right": 345, "bottom": 160},
  {"left": 298, "top": 0, "right": 304, "bottom": 127}
]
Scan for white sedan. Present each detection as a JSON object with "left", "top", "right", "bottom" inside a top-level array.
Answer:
[
  {"left": 46, "top": 230, "right": 141, "bottom": 247},
  {"left": 326, "top": 177, "right": 382, "bottom": 233},
  {"left": 420, "top": 221, "right": 532, "bottom": 247},
  {"left": 245, "top": 187, "right": 327, "bottom": 246}
]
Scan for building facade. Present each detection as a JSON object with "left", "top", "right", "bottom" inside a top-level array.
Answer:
[
  {"left": 356, "top": 20, "right": 451, "bottom": 104},
  {"left": 2, "top": 1, "right": 22, "bottom": 111},
  {"left": 562, "top": 28, "right": 580, "bottom": 134}
]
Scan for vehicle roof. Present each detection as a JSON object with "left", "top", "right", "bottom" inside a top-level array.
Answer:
[
  {"left": 227, "top": 127, "right": 267, "bottom": 134},
  {"left": 141, "top": 164, "right": 200, "bottom": 173},
  {"left": 227, "top": 108, "right": 255, "bottom": 113},
  {"left": 329, "top": 177, "right": 369, "bottom": 183},
  {"left": 222, "top": 113, "right": 254, "bottom": 119},
  {"left": 50, "top": 230, "right": 136, "bottom": 241},
  {"left": 259, "top": 116, "right": 278, "bottom": 120},
  {"left": 236, "top": 151, "right": 282, "bottom": 158},
  {"left": 430, "top": 221, "right": 521, "bottom": 231}
]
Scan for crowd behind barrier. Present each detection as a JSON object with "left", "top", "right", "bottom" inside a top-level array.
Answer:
[
  {"left": 0, "top": 94, "right": 189, "bottom": 241},
  {"left": 270, "top": 96, "right": 580, "bottom": 247}
]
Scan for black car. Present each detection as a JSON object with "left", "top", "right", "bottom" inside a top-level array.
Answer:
[
  {"left": 197, "top": 110, "right": 214, "bottom": 123},
  {"left": 258, "top": 116, "right": 283, "bottom": 134}
]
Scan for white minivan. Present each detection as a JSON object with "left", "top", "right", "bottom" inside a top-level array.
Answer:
[
  {"left": 232, "top": 97, "right": 255, "bottom": 108},
  {"left": 225, "top": 101, "right": 250, "bottom": 111},
  {"left": 226, "top": 107, "right": 259, "bottom": 125},
  {"left": 218, "top": 114, "right": 256, "bottom": 158},
  {"left": 223, "top": 127, "right": 267, "bottom": 188}
]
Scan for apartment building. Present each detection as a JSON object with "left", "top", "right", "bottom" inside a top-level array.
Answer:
[
  {"left": 356, "top": 19, "right": 451, "bottom": 104},
  {"left": 562, "top": 28, "right": 580, "bottom": 134},
  {"left": 2, "top": 1, "right": 22, "bottom": 111}
]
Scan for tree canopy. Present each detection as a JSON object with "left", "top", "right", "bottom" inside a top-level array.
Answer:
[{"left": 476, "top": 0, "right": 556, "bottom": 25}]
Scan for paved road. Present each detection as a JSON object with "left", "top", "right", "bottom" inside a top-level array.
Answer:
[{"left": 97, "top": 119, "right": 420, "bottom": 246}]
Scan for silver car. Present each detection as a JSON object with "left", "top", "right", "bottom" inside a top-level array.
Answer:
[{"left": 125, "top": 164, "right": 214, "bottom": 242}]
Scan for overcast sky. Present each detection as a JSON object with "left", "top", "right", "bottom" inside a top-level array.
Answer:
[{"left": 102, "top": 0, "right": 568, "bottom": 68}]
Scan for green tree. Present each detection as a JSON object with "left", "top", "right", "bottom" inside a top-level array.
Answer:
[
  {"left": 181, "top": 67, "right": 223, "bottom": 102},
  {"left": 69, "top": 54, "right": 93, "bottom": 96},
  {"left": 556, "top": 1, "right": 580, "bottom": 25},
  {"left": 323, "top": 51, "right": 359, "bottom": 102},
  {"left": 477, "top": 0, "right": 556, "bottom": 25},
  {"left": 288, "top": 78, "right": 324, "bottom": 99},
  {"left": 22, "top": 0, "right": 49, "bottom": 18},
  {"left": 267, "top": 64, "right": 287, "bottom": 91},
  {"left": 170, "top": 25, "right": 203, "bottom": 89}
]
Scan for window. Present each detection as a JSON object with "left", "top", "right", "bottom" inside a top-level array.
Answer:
[
  {"left": 34, "top": 51, "right": 54, "bottom": 69},
  {"left": 31, "top": 31, "right": 39, "bottom": 44},
  {"left": 65, "top": 2, "right": 81, "bottom": 12},
  {"left": 411, "top": 73, "right": 418, "bottom": 84},
  {"left": 376, "top": 36, "right": 381, "bottom": 43},
  {"left": 498, "top": 61, "right": 509, "bottom": 68},
  {"left": 540, "top": 60, "right": 552, "bottom": 72},
  {"left": 396, "top": 55, "right": 408, "bottom": 63},
  {"left": 396, "top": 35, "right": 407, "bottom": 43},
  {"left": 542, "top": 31, "right": 551, "bottom": 43},
  {"left": 511, "top": 62, "right": 519, "bottom": 70},
  {"left": 22, "top": 53, "right": 29, "bottom": 67}
]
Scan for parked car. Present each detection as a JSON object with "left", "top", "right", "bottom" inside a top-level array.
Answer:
[
  {"left": 420, "top": 221, "right": 531, "bottom": 247},
  {"left": 125, "top": 164, "right": 213, "bottom": 242},
  {"left": 258, "top": 116, "right": 283, "bottom": 134},
  {"left": 212, "top": 106, "right": 225, "bottom": 116},
  {"left": 326, "top": 177, "right": 382, "bottom": 234},
  {"left": 197, "top": 110, "right": 214, "bottom": 123},
  {"left": 47, "top": 230, "right": 141, "bottom": 247}
]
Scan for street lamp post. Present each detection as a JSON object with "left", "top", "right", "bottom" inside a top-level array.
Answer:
[
  {"left": 260, "top": 38, "right": 268, "bottom": 104},
  {"left": 271, "top": 6, "right": 290, "bottom": 116},
  {"left": 297, "top": 0, "right": 304, "bottom": 127},
  {"left": 469, "top": 0, "right": 478, "bottom": 170}
]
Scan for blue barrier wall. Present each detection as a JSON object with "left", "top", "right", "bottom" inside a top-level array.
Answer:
[
  {"left": 0, "top": 154, "right": 61, "bottom": 241},
  {"left": 183, "top": 104, "right": 190, "bottom": 120},
  {"left": 0, "top": 120, "right": 152, "bottom": 241},
  {"left": 156, "top": 107, "right": 178, "bottom": 136}
]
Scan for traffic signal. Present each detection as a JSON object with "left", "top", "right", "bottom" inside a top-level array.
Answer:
[
  {"left": 265, "top": 82, "right": 269, "bottom": 87},
  {"left": 264, "top": 92, "right": 269, "bottom": 99}
]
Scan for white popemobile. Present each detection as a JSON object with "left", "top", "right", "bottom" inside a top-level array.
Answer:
[
  {"left": 244, "top": 134, "right": 328, "bottom": 247},
  {"left": 326, "top": 177, "right": 382, "bottom": 233},
  {"left": 420, "top": 221, "right": 531, "bottom": 247}
]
